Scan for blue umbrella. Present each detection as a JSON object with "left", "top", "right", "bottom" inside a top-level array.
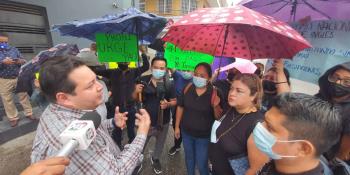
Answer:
[
  {"left": 16, "top": 44, "right": 80, "bottom": 94},
  {"left": 52, "top": 8, "right": 168, "bottom": 44}
]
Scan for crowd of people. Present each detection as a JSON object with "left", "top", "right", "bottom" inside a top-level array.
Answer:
[{"left": 1, "top": 31, "right": 350, "bottom": 175}]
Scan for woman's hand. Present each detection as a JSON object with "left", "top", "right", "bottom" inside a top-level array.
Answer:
[{"left": 175, "top": 127, "right": 181, "bottom": 139}]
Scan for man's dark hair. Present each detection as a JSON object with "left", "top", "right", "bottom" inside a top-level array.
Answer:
[
  {"left": 0, "top": 32, "right": 8, "bottom": 37},
  {"left": 195, "top": 62, "right": 212, "bottom": 78},
  {"left": 151, "top": 57, "right": 167, "bottom": 66},
  {"left": 272, "top": 93, "right": 342, "bottom": 156},
  {"left": 267, "top": 67, "right": 291, "bottom": 85},
  {"left": 39, "top": 55, "right": 86, "bottom": 102}
]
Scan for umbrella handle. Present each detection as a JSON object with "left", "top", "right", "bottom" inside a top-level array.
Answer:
[{"left": 216, "top": 26, "right": 229, "bottom": 81}]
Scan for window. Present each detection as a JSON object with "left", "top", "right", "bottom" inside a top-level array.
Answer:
[
  {"left": 182, "top": 0, "right": 197, "bottom": 15},
  {"left": 138, "top": 0, "right": 145, "bottom": 12},
  {"left": 159, "top": 0, "right": 172, "bottom": 14}
]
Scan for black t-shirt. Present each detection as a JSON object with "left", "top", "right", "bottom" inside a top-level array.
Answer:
[
  {"left": 257, "top": 161, "right": 324, "bottom": 175},
  {"left": 208, "top": 142, "right": 234, "bottom": 175},
  {"left": 216, "top": 108, "right": 264, "bottom": 158},
  {"left": 140, "top": 75, "right": 176, "bottom": 127},
  {"left": 95, "top": 54, "right": 149, "bottom": 107},
  {"left": 178, "top": 84, "right": 223, "bottom": 138}
]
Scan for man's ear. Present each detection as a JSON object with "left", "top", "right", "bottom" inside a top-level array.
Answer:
[
  {"left": 297, "top": 140, "right": 315, "bottom": 157},
  {"left": 56, "top": 92, "right": 73, "bottom": 107}
]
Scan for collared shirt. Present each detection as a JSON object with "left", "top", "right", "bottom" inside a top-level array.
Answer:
[
  {"left": 0, "top": 46, "right": 23, "bottom": 78},
  {"left": 31, "top": 104, "right": 146, "bottom": 175}
]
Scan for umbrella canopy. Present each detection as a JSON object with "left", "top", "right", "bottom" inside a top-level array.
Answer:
[
  {"left": 16, "top": 43, "right": 79, "bottom": 94},
  {"left": 219, "top": 58, "right": 257, "bottom": 74},
  {"left": 242, "top": 0, "right": 350, "bottom": 22},
  {"left": 18, "top": 44, "right": 79, "bottom": 80},
  {"left": 52, "top": 8, "right": 168, "bottom": 44},
  {"left": 149, "top": 38, "right": 165, "bottom": 52},
  {"left": 162, "top": 5, "right": 311, "bottom": 59},
  {"left": 211, "top": 57, "right": 235, "bottom": 79}
]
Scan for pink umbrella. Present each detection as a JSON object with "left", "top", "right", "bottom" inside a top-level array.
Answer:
[
  {"left": 162, "top": 5, "right": 311, "bottom": 59},
  {"left": 219, "top": 58, "right": 257, "bottom": 73}
]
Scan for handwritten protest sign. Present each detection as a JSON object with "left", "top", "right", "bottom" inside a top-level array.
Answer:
[
  {"left": 96, "top": 33, "right": 138, "bottom": 62},
  {"left": 164, "top": 43, "right": 214, "bottom": 71},
  {"left": 267, "top": 20, "right": 350, "bottom": 84}
]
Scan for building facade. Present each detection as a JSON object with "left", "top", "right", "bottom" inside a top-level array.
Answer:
[
  {"left": 140, "top": 0, "right": 220, "bottom": 17},
  {"left": 9, "top": 0, "right": 132, "bottom": 49}
]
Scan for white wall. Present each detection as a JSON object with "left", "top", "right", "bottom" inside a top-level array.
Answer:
[
  {"left": 290, "top": 78, "right": 319, "bottom": 95},
  {"left": 12, "top": 0, "right": 132, "bottom": 48}
]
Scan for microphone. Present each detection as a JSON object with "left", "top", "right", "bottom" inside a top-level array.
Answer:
[{"left": 56, "top": 111, "right": 101, "bottom": 157}]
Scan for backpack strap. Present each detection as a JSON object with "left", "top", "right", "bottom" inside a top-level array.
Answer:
[
  {"left": 183, "top": 83, "right": 193, "bottom": 95},
  {"left": 211, "top": 85, "right": 223, "bottom": 119},
  {"left": 211, "top": 86, "right": 218, "bottom": 107}
]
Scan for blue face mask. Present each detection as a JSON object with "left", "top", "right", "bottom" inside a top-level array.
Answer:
[
  {"left": 253, "top": 122, "right": 302, "bottom": 160},
  {"left": 0, "top": 42, "right": 9, "bottom": 49},
  {"left": 152, "top": 69, "right": 166, "bottom": 79},
  {"left": 193, "top": 76, "right": 207, "bottom": 88},
  {"left": 180, "top": 71, "right": 193, "bottom": 80}
]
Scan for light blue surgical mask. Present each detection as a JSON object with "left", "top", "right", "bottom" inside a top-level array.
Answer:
[
  {"left": 253, "top": 122, "right": 302, "bottom": 160},
  {"left": 180, "top": 71, "right": 193, "bottom": 80},
  {"left": 152, "top": 69, "right": 166, "bottom": 79},
  {"left": 193, "top": 76, "right": 207, "bottom": 88},
  {"left": 0, "top": 42, "right": 9, "bottom": 49}
]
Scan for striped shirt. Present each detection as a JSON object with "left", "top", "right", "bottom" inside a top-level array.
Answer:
[{"left": 31, "top": 104, "right": 146, "bottom": 175}]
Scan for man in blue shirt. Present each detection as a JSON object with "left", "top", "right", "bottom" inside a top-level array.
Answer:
[
  {"left": 0, "top": 32, "right": 33, "bottom": 127},
  {"left": 168, "top": 70, "right": 193, "bottom": 156}
]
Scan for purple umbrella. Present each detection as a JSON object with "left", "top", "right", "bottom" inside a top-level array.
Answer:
[
  {"left": 211, "top": 57, "right": 235, "bottom": 80},
  {"left": 243, "top": 0, "right": 350, "bottom": 22}
]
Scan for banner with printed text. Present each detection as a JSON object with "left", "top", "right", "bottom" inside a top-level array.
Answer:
[{"left": 267, "top": 20, "right": 350, "bottom": 84}]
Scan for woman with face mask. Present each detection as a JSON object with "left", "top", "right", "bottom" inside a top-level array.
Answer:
[
  {"left": 209, "top": 74, "right": 268, "bottom": 175},
  {"left": 316, "top": 61, "right": 350, "bottom": 164},
  {"left": 174, "top": 62, "right": 224, "bottom": 175},
  {"left": 261, "top": 59, "right": 291, "bottom": 113}
]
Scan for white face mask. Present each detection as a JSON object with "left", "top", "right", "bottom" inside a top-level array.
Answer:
[
  {"left": 210, "top": 114, "right": 227, "bottom": 143},
  {"left": 210, "top": 120, "right": 221, "bottom": 143},
  {"left": 253, "top": 122, "right": 306, "bottom": 160},
  {"left": 180, "top": 71, "right": 193, "bottom": 80}
]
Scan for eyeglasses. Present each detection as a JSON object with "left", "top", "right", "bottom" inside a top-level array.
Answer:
[{"left": 328, "top": 75, "right": 350, "bottom": 88}]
